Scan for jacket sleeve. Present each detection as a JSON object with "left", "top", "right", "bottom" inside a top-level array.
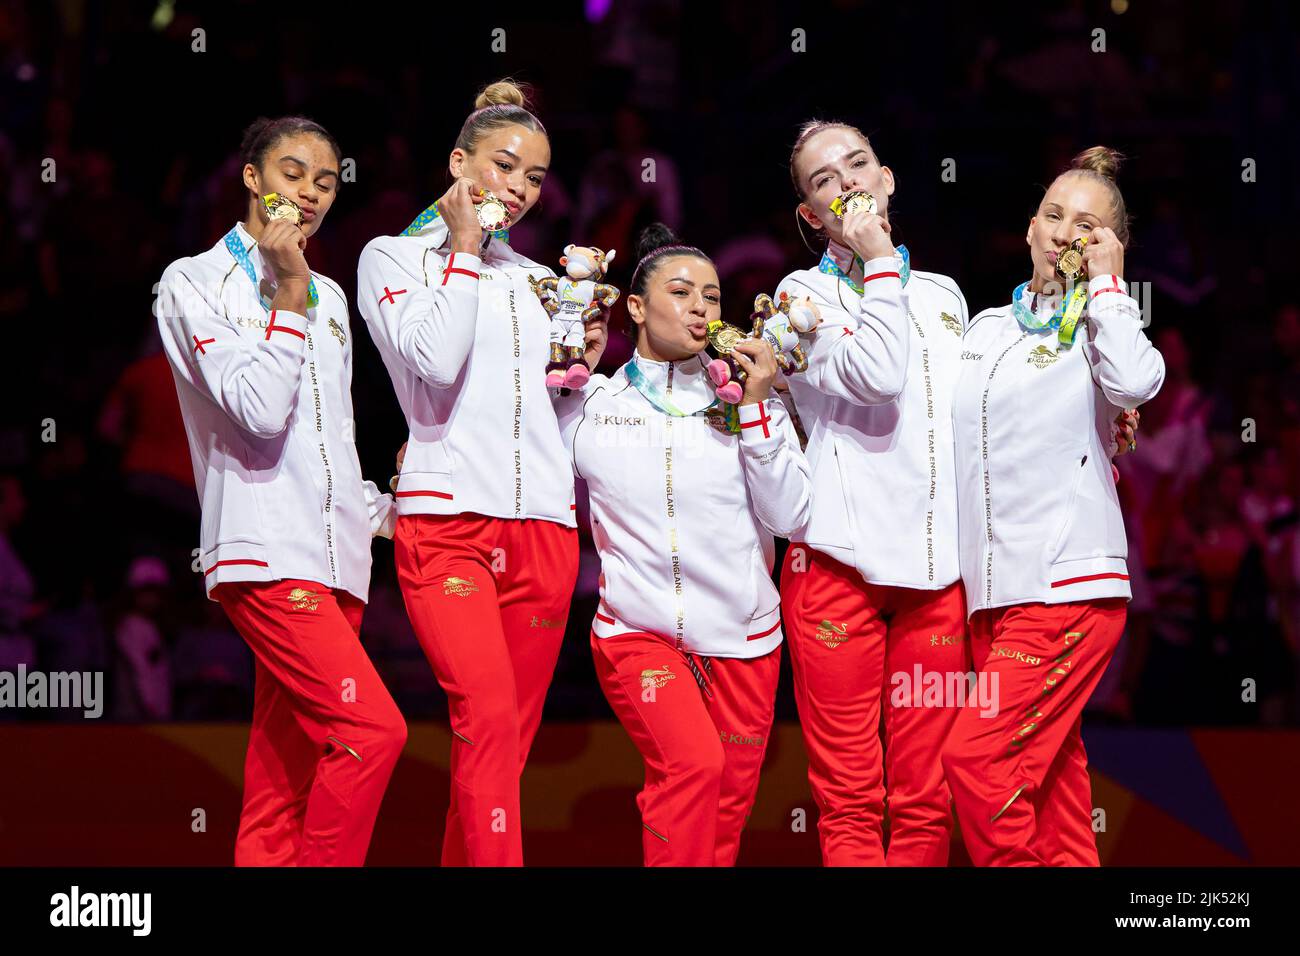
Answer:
[
  {"left": 1083, "top": 273, "right": 1166, "bottom": 407},
  {"left": 363, "top": 479, "right": 397, "bottom": 539},
  {"left": 779, "top": 260, "right": 910, "bottom": 406},
  {"left": 357, "top": 238, "right": 482, "bottom": 389},
  {"left": 736, "top": 395, "right": 813, "bottom": 537},
  {"left": 155, "top": 260, "right": 309, "bottom": 439}
]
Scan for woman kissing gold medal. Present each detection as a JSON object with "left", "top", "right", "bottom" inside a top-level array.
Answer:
[
  {"left": 1055, "top": 236, "right": 1089, "bottom": 282},
  {"left": 829, "top": 190, "right": 877, "bottom": 219},
  {"left": 262, "top": 192, "right": 304, "bottom": 226}
]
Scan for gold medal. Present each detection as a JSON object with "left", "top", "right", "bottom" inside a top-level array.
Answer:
[
  {"left": 476, "top": 191, "right": 511, "bottom": 231},
  {"left": 262, "top": 192, "right": 303, "bottom": 226},
  {"left": 829, "top": 191, "right": 876, "bottom": 219},
  {"left": 706, "top": 319, "right": 747, "bottom": 354},
  {"left": 1055, "top": 237, "right": 1089, "bottom": 282}
]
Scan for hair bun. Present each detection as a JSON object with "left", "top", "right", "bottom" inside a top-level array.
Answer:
[
  {"left": 475, "top": 79, "right": 529, "bottom": 110},
  {"left": 1071, "top": 145, "right": 1124, "bottom": 181},
  {"left": 635, "top": 222, "right": 681, "bottom": 263}
]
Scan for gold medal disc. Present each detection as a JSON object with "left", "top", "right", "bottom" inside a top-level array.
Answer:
[
  {"left": 476, "top": 194, "right": 511, "bottom": 231},
  {"left": 830, "top": 191, "right": 876, "bottom": 219},
  {"left": 1055, "top": 237, "right": 1088, "bottom": 281},
  {"left": 706, "top": 319, "right": 746, "bottom": 354},
  {"left": 262, "top": 193, "right": 304, "bottom": 226}
]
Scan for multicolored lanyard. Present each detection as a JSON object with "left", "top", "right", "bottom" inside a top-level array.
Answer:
[
  {"left": 401, "top": 199, "right": 510, "bottom": 243},
  {"left": 818, "top": 244, "right": 910, "bottom": 295},
  {"left": 223, "top": 227, "right": 319, "bottom": 311},
  {"left": 1011, "top": 280, "right": 1088, "bottom": 348},
  {"left": 624, "top": 359, "right": 740, "bottom": 433}
]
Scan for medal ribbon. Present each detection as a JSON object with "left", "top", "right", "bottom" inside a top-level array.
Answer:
[
  {"left": 224, "top": 227, "right": 319, "bottom": 311},
  {"left": 818, "top": 244, "right": 910, "bottom": 295},
  {"left": 401, "top": 199, "right": 510, "bottom": 243},
  {"left": 1011, "top": 281, "right": 1088, "bottom": 348},
  {"left": 624, "top": 359, "right": 740, "bottom": 433}
]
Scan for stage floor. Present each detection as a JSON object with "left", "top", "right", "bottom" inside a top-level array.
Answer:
[{"left": 3, "top": 722, "right": 1294, "bottom": 865}]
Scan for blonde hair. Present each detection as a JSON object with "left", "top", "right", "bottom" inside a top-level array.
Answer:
[
  {"left": 788, "top": 119, "right": 872, "bottom": 200},
  {"left": 1056, "top": 145, "right": 1131, "bottom": 245},
  {"left": 455, "top": 78, "right": 546, "bottom": 153}
]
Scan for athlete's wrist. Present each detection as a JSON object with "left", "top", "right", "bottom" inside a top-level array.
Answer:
[{"left": 450, "top": 235, "right": 481, "bottom": 257}]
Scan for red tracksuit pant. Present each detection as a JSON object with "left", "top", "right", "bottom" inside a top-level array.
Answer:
[
  {"left": 591, "top": 630, "right": 780, "bottom": 866},
  {"left": 780, "top": 545, "right": 969, "bottom": 866},
  {"left": 940, "top": 599, "right": 1126, "bottom": 866},
  {"left": 215, "top": 579, "right": 408, "bottom": 867},
  {"left": 394, "top": 512, "right": 578, "bottom": 867}
]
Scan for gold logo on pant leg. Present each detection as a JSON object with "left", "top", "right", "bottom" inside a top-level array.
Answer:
[
  {"left": 287, "top": 588, "right": 320, "bottom": 611},
  {"left": 640, "top": 666, "right": 677, "bottom": 690},
  {"left": 443, "top": 576, "right": 479, "bottom": 597},
  {"left": 815, "top": 620, "right": 849, "bottom": 648},
  {"left": 1007, "top": 631, "right": 1087, "bottom": 751},
  {"left": 929, "top": 633, "right": 964, "bottom": 646},
  {"left": 718, "top": 730, "right": 767, "bottom": 747}
]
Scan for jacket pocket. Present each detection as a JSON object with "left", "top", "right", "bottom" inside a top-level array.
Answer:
[
  {"left": 1045, "top": 453, "right": 1088, "bottom": 561},
  {"left": 813, "top": 439, "right": 856, "bottom": 553},
  {"left": 745, "top": 543, "right": 768, "bottom": 619}
]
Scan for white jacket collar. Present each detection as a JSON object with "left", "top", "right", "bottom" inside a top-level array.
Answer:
[
  {"left": 406, "top": 213, "right": 527, "bottom": 267},
  {"left": 1023, "top": 282, "right": 1063, "bottom": 318},
  {"left": 825, "top": 238, "right": 862, "bottom": 281},
  {"left": 825, "top": 238, "right": 906, "bottom": 276},
  {"left": 629, "top": 349, "right": 715, "bottom": 405}
]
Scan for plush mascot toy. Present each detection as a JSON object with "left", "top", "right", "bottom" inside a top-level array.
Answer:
[
  {"left": 705, "top": 291, "right": 822, "bottom": 403},
  {"left": 529, "top": 245, "right": 620, "bottom": 388}
]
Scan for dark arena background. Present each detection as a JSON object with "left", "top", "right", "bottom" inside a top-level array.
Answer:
[{"left": 1, "top": 0, "right": 1298, "bottom": 889}]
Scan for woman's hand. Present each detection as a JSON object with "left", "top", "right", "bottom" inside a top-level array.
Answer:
[
  {"left": 582, "top": 315, "right": 609, "bottom": 371},
  {"left": 436, "top": 177, "right": 486, "bottom": 256},
  {"left": 1112, "top": 408, "right": 1140, "bottom": 456},
  {"left": 1083, "top": 226, "right": 1125, "bottom": 280},
  {"left": 389, "top": 440, "right": 408, "bottom": 493},
  {"left": 841, "top": 210, "right": 895, "bottom": 263},
  {"left": 732, "top": 337, "right": 778, "bottom": 406},
  {"left": 259, "top": 219, "right": 310, "bottom": 284},
  {"left": 262, "top": 219, "right": 311, "bottom": 313}
]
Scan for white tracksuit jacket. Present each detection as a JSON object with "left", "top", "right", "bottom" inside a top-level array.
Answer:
[
  {"left": 953, "top": 273, "right": 1165, "bottom": 615},
  {"left": 776, "top": 242, "right": 969, "bottom": 589},
  {"left": 156, "top": 221, "right": 394, "bottom": 602},
  {"left": 556, "top": 353, "right": 813, "bottom": 658},
  {"left": 357, "top": 218, "right": 576, "bottom": 525}
]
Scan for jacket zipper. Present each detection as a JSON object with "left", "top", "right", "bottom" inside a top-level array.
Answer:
[{"left": 664, "top": 363, "right": 686, "bottom": 651}]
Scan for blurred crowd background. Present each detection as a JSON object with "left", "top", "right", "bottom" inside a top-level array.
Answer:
[{"left": 1, "top": 0, "right": 1296, "bottom": 725}]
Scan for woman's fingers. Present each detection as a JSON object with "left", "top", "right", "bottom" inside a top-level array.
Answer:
[{"left": 460, "top": 178, "right": 486, "bottom": 203}]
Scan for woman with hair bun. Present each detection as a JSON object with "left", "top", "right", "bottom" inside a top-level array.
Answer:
[
  {"left": 357, "top": 80, "right": 609, "bottom": 866},
  {"left": 942, "top": 146, "right": 1165, "bottom": 866},
  {"left": 156, "top": 116, "right": 404, "bottom": 866},
  {"left": 555, "top": 223, "right": 812, "bottom": 866}
]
